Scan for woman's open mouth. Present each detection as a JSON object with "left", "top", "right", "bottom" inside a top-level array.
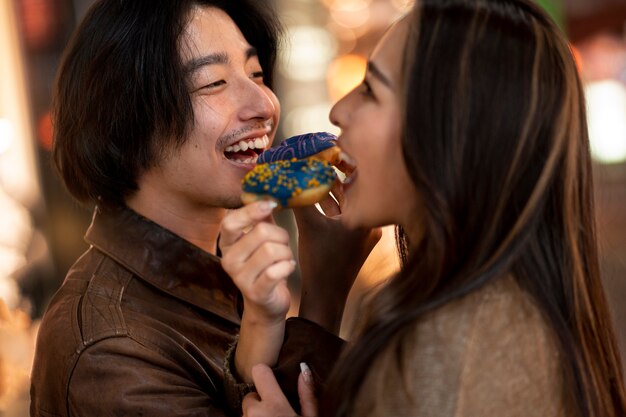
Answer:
[{"left": 338, "top": 151, "right": 357, "bottom": 185}]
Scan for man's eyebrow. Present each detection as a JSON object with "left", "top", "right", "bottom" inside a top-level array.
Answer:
[
  {"left": 184, "top": 47, "right": 259, "bottom": 74},
  {"left": 184, "top": 52, "right": 229, "bottom": 74},
  {"left": 246, "top": 46, "right": 258, "bottom": 60},
  {"left": 367, "top": 61, "right": 392, "bottom": 88}
]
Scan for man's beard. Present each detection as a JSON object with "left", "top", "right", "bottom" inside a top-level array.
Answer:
[{"left": 221, "top": 194, "right": 245, "bottom": 210}]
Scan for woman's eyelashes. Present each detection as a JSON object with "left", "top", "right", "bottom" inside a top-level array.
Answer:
[{"left": 359, "top": 78, "right": 376, "bottom": 99}]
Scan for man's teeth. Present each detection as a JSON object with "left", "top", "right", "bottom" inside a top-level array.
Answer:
[{"left": 225, "top": 135, "right": 269, "bottom": 153}]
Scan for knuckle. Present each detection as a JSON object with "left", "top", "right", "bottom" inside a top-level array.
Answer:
[
  {"left": 253, "top": 222, "right": 272, "bottom": 239},
  {"left": 258, "top": 242, "right": 276, "bottom": 259}
]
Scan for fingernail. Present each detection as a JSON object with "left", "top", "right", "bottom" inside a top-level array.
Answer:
[
  {"left": 300, "top": 362, "right": 313, "bottom": 385},
  {"left": 259, "top": 200, "right": 278, "bottom": 214}
]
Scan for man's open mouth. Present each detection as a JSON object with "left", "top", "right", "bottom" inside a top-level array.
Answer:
[{"left": 224, "top": 134, "right": 270, "bottom": 164}]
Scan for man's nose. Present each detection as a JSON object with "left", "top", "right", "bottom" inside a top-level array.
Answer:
[{"left": 238, "top": 81, "right": 276, "bottom": 121}]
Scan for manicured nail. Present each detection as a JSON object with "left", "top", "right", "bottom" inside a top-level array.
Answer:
[
  {"left": 300, "top": 362, "right": 313, "bottom": 385},
  {"left": 259, "top": 200, "right": 278, "bottom": 214}
]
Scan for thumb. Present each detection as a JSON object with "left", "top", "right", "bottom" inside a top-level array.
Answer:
[{"left": 298, "top": 363, "right": 318, "bottom": 417}]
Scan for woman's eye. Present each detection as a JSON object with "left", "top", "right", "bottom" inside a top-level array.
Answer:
[
  {"left": 359, "top": 80, "right": 375, "bottom": 98},
  {"left": 251, "top": 71, "right": 265, "bottom": 81}
]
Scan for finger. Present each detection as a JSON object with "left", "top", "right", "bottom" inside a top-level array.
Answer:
[
  {"left": 222, "top": 222, "right": 290, "bottom": 270},
  {"left": 262, "top": 260, "right": 297, "bottom": 283},
  {"left": 236, "top": 245, "right": 295, "bottom": 294},
  {"left": 317, "top": 192, "right": 340, "bottom": 218},
  {"left": 251, "top": 364, "right": 287, "bottom": 400},
  {"left": 252, "top": 262, "right": 295, "bottom": 299},
  {"left": 330, "top": 179, "right": 345, "bottom": 207},
  {"left": 242, "top": 392, "right": 261, "bottom": 417},
  {"left": 293, "top": 203, "right": 322, "bottom": 225},
  {"left": 219, "top": 201, "right": 278, "bottom": 248},
  {"left": 250, "top": 261, "right": 295, "bottom": 306},
  {"left": 298, "top": 363, "right": 318, "bottom": 417},
  {"left": 240, "top": 222, "right": 290, "bottom": 250}
]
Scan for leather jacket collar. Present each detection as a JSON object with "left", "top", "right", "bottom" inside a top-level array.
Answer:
[{"left": 84, "top": 205, "right": 241, "bottom": 325}]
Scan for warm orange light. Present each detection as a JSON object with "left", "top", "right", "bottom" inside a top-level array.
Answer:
[
  {"left": 18, "top": 0, "right": 61, "bottom": 51},
  {"left": 326, "top": 54, "right": 368, "bottom": 103},
  {"left": 570, "top": 44, "right": 583, "bottom": 74},
  {"left": 37, "top": 111, "right": 53, "bottom": 151}
]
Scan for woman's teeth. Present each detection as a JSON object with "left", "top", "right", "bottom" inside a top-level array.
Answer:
[
  {"left": 225, "top": 135, "right": 269, "bottom": 153},
  {"left": 339, "top": 151, "right": 356, "bottom": 170},
  {"left": 337, "top": 151, "right": 357, "bottom": 184},
  {"left": 339, "top": 151, "right": 355, "bottom": 166}
]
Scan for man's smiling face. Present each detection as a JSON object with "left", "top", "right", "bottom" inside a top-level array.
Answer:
[{"left": 141, "top": 5, "right": 280, "bottom": 211}]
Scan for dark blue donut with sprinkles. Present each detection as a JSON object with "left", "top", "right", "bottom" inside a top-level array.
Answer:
[
  {"left": 242, "top": 158, "right": 337, "bottom": 208},
  {"left": 257, "top": 132, "right": 338, "bottom": 163}
]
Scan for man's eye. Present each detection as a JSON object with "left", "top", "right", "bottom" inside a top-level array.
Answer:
[
  {"left": 251, "top": 71, "right": 264, "bottom": 79},
  {"left": 204, "top": 80, "right": 226, "bottom": 89}
]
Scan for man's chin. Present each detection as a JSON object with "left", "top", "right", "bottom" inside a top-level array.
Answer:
[{"left": 222, "top": 196, "right": 244, "bottom": 210}]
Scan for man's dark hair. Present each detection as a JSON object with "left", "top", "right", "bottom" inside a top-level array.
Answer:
[{"left": 52, "top": 0, "right": 282, "bottom": 208}]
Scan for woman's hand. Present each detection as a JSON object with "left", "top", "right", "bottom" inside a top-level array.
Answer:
[
  {"left": 294, "top": 181, "right": 382, "bottom": 333},
  {"left": 219, "top": 201, "right": 296, "bottom": 382},
  {"left": 243, "top": 364, "right": 318, "bottom": 417}
]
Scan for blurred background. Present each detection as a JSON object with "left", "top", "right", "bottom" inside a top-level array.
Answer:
[{"left": 0, "top": 0, "right": 625, "bottom": 415}]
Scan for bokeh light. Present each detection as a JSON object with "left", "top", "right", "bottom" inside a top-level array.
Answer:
[
  {"left": 0, "top": 119, "right": 14, "bottom": 155},
  {"left": 390, "top": 0, "right": 415, "bottom": 13},
  {"left": 329, "top": 0, "right": 372, "bottom": 29},
  {"left": 283, "top": 103, "right": 339, "bottom": 139},
  {"left": 326, "top": 54, "right": 368, "bottom": 102},
  {"left": 586, "top": 80, "right": 626, "bottom": 164},
  {"left": 280, "top": 25, "right": 337, "bottom": 82}
]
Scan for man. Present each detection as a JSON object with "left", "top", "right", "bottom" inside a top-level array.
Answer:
[{"left": 30, "top": 1, "right": 376, "bottom": 416}]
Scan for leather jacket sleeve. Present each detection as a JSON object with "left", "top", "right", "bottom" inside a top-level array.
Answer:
[
  {"left": 222, "top": 317, "right": 345, "bottom": 416},
  {"left": 273, "top": 317, "right": 346, "bottom": 413},
  {"left": 67, "top": 337, "right": 232, "bottom": 417}
]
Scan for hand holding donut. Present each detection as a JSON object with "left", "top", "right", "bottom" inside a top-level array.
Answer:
[
  {"left": 240, "top": 132, "right": 382, "bottom": 333},
  {"left": 294, "top": 182, "right": 382, "bottom": 334},
  {"left": 219, "top": 200, "right": 294, "bottom": 324},
  {"left": 219, "top": 201, "right": 295, "bottom": 382}
]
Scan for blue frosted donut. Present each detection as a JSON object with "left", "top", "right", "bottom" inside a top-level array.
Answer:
[
  {"left": 258, "top": 132, "right": 338, "bottom": 164},
  {"left": 241, "top": 158, "right": 337, "bottom": 208}
]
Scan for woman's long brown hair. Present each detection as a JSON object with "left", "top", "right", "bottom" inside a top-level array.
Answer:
[{"left": 321, "top": 0, "right": 626, "bottom": 416}]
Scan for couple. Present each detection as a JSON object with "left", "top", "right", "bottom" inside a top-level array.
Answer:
[{"left": 31, "top": 1, "right": 626, "bottom": 417}]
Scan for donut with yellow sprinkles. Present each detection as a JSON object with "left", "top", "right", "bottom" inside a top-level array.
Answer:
[{"left": 241, "top": 158, "right": 336, "bottom": 208}]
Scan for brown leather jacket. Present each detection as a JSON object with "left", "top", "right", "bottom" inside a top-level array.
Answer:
[{"left": 30, "top": 205, "right": 245, "bottom": 417}]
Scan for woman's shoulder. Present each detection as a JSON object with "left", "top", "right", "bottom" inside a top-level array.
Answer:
[
  {"left": 422, "top": 275, "right": 550, "bottom": 340},
  {"left": 353, "top": 276, "right": 565, "bottom": 417},
  {"left": 412, "top": 275, "right": 560, "bottom": 374},
  {"left": 408, "top": 275, "right": 564, "bottom": 415}
]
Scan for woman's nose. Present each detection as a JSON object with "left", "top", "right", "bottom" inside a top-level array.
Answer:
[{"left": 329, "top": 99, "right": 343, "bottom": 128}]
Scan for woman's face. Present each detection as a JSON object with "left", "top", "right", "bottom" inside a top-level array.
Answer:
[{"left": 330, "top": 17, "right": 419, "bottom": 231}]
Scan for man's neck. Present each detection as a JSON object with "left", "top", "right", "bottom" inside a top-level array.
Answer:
[{"left": 126, "top": 192, "right": 225, "bottom": 255}]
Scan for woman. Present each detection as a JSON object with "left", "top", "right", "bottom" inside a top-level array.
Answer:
[{"left": 220, "top": 0, "right": 626, "bottom": 416}]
